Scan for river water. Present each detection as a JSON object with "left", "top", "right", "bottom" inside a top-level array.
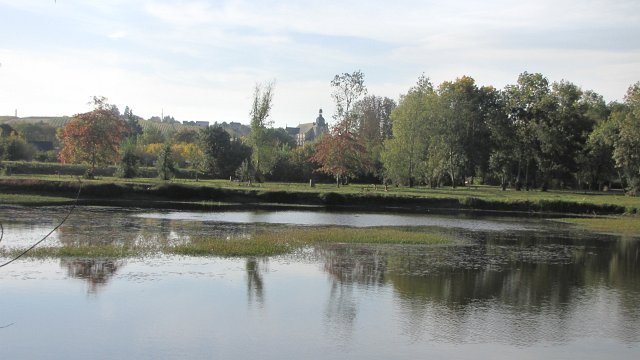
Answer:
[{"left": 0, "top": 205, "right": 638, "bottom": 359}]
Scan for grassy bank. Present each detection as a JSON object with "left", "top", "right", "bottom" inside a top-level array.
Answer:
[
  {"left": 0, "top": 227, "right": 460, "bottom": 258},
  {"left": 557, "top": 216, "right": 640, "bottom": 236},
  {"left": 0, "top": 193, "right": 75, "bottom": 204},
  {"left": 1, "top": 175, "right": 638, "bottom": 214}
]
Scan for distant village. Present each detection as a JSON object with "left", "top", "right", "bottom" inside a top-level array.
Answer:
[{"left": 0, "top": 107, "right": 329, "bottom": 154}]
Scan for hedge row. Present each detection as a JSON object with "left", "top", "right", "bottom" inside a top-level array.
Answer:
[{"left": 0, "top": 161, "right": 201, "bottom": 179}]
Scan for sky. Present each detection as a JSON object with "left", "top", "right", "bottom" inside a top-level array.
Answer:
[{"left": 0, "top": 0, "right": 639, "bottom": 128}]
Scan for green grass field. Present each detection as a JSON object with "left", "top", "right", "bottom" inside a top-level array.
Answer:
[
  {"left": 0, "top": 193, "right": 74, "bottom": 204},
  {"left": 2, "top": 173, "right": 638, "bottom": 212}
]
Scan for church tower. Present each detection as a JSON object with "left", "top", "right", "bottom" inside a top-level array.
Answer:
[{"left": 316, "top": 109, "right": 325, "bottom": 127}]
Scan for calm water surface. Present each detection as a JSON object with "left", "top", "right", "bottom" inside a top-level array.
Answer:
[{"left": 0, "top": 205, "right": 638, "bottom": 359}]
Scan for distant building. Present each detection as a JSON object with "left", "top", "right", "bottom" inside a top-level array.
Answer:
[
  {"left": 182, "top": 120, "right": 210, "bottom": 127},
  {"left": 228, "top": 122, "right": 243, "bottom": 131},
  {"left": 288, "top": 109, "right": 329, "bottom": 146}
]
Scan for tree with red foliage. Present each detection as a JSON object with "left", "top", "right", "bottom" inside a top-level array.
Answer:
[
  {"left": 58, "top": 97, "right": 125, "bottom": 176},
  {"left": 311, "top": 126, "right": 372, "bottom": 186}
]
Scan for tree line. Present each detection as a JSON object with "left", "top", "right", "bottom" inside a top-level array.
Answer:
[
  {"left": 380, "top": 73, "right": 640, "bottom": 195},
  {"left": 4, "top": 72, "right": 639, "bottom": 195}
]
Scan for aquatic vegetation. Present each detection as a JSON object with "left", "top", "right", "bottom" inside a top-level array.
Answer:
[
  {"left": 1, "top": 243, "right": 155, "bottom": 259},
  {"left": 0, "top": 226, "right": 461, "bottom": 259},
  {"left": 165, "top": 227, "right": 459, "bottom": 257},
  {"left": 557, "top": 216, "right": 640, "bottom": 236}
]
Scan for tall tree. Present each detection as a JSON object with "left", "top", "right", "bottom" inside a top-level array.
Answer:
[
  {"left": 485, "top": 88, "right": 516, "bottom": 190},
  {"left": 503, "top": 72, "right": 553, "bottom": 189},
  {"left": 122, "top": 106, "right": 143, "bottom": 139},
  {"left": 58, "top": 96, "right": 125, "bottom": 176},
  {"left": 382, "top": 76, "right": 433, "bottom": 186},
  {"left": 430, "top": 76, "right": 487, "bottom": 187},
  {"left": 249, "top": 81, "right": 278, "bottom": 181},
  {"left": 331, "top": 70, "right": 367, "bottom": 131},
  {"left": 199, "top": 126, "right": 251, "bottom": 178},
  {"left": 353, "top": 95, "right": 396, "bottom": 179},
  {"left": 156, "top": 143, "right": 176, "bottom": 180},
  {"left": 115, "top": 139, "right": 141, "bottom": 179},
  {"left": 613, "top": 82, "right": 640, "bottom": 195},
  {"left": 532, "top": 81, "right": 593, "bottom": 189}
]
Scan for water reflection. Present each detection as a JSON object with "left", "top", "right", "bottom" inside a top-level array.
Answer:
[
  {"left": 2, "top": 205, "right": 639, "bottom": 356},
  {"left": 246, "top": 257, "right": 266, "bottom": 309},
  {"left": 61, "top": 258, "right": 124, "bottom": 294},
  {"left": 316, "top": 233, "right": 640, "bottom": 345}
]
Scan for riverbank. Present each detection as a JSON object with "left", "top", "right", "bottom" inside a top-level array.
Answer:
[{"left": 1, "top": 176, "right": 638, "bottom": 215}]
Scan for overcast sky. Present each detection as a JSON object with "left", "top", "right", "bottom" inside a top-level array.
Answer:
[{"left": 1, "top": 0, "right": 638, "bottom": 128}]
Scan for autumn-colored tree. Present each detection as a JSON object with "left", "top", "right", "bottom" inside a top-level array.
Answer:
[
  {"left": 59, "top": 97, "right": 125, "bottom": 176},
  {"left": 311, "top": 127, "right": 372, "bottom": 186}
]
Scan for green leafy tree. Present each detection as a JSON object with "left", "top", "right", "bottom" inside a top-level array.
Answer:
[
  {"left": 140, "top": 126, "right": 166, "bottom": 145},
  {"left": 0, "top": 130, "right": 36, "bottom": 162},
  {"left": 200, "top": 126, "right": 251, "bottom": 178},
  {"left": 185, "top": 143, "right": 206, "bottom": 180},
  {"left": 613, "top": 82, "right": 640, "bottom": 195},
  {"left": 575, "top": 91, "right": 612, "bottom": 190},
  {"left": 115, "top": 139, "right": 141, "bottom": 178},
  {"left": 249, "top": 81, "right": 278, "bottom": 181},
  {"left": 156, "top": 143, "right": 176, "bottom": 180},
  {"left": 503, "top": 72, "right": 553, "bottom": 190},
  {"left": 122, "top": 106, "right": 143, "bottom": 139},
  {"left": 483, "top": 87, "right": 516, "bottom": 189},
  {"left": 173, "top": 127, "right": 199, "bottom": 144},
  {"left": 430, "top": 76, "right": 485, "bottom": 187},
  {"left": 382, "top": 76, "right": 433, "bottom": 186},
  {"left": 331, "top": 70, "right": 367, "bottom": 132},
  {"left": 353, "top": 95, "right": 396, "bottom": 179}
]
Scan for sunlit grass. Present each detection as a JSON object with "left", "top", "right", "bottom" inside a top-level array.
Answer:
[
  {"left": 0, "top": 193, "right": 74, "bottom": 204},
  {"left": 557, "top": 216, "right": 640, "bottom": 236}
]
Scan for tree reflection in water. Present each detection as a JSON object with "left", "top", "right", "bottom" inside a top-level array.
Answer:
[
  {"left": 319, "top": 245, "right": 387, "bottom": 344},
  {"left": 246, "top": 257, "right": 266, "bottom": 309},
  {"left": 317, "top": 232, "right": 640, "bottom": 346},
  {"left": 61, "top": 258, "right": 124, "bottom": 294}
]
